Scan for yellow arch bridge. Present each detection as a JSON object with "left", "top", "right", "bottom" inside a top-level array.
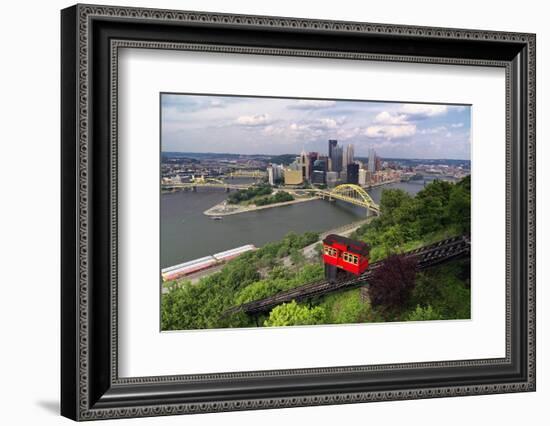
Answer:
[{"left": 317, "top": 184, "right": 380, "bottom": 216}]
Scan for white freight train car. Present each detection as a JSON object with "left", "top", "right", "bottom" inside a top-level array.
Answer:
[{"left": 161, "top": 244, "right": 256, "bottom": 282}]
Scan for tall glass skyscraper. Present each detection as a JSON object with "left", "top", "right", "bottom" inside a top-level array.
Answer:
[
  {"left": 331, "top": 146, "right": 343, "bottom": 173},
  {"left": 328, "top": 139, "right": 338, "bottom": 158},
  {"left": 368, "top": 148, "right": 376, "bottom": 173}
]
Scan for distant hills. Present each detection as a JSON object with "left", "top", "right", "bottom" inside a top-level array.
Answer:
[{"left": 162, "top": 152, "right": 470, "bottom": 167}]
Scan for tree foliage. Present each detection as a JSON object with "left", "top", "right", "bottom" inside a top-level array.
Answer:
[
  {"left": 161, "top": 231, "right": 322, "bottom": 331},
  {"left": 368, "top": 254, "right": 418, "bottom": 310},
  {"left": 254, "top": 191, "right": 294, "bottom": 206},
  {"left": 410, "top": 261, "right": 471, "bottom": 319},
  {"left": 235, "top": 264, "right": 323, "bottom": 305},
  {"left": 320, "top": 290, "right": 374, "bottom": 324},
  {"left": 227, "top": 184, "right": 272, "bottom": 204},
  {"left": 404, "top": 305, "right": 443, "bottom": 321},
  {"left": 264, "top": 301, "right": 326, "bottom": 327},
  {"left": 353, "top": 176, "right": 471, "bottom": 256}
]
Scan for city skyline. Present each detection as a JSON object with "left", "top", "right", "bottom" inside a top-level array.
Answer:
[{"left": 161, "top": 94, "right": 471, "bottom": 160}]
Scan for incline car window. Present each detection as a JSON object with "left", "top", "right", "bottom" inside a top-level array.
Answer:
[{"left": 324, "top": 246, "right": 338, "bottom": 257}]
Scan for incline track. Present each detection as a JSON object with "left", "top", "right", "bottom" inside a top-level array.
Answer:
[{"left": 223, "top": 234, "right": 470, "bottom": 316}]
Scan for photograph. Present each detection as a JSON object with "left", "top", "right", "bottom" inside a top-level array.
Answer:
[
  {"left": 57, "top": 3, "right": 536, "bottom": 420},
  {"left": 160, "top": 94, "right": 472, "bottom": 331}
]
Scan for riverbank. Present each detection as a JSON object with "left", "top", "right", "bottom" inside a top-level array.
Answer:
[
  {"left": 204, "top": 196, "right": 317, "bottom": 216},
  {"left": 161, "top": 180, "right": 426, "bottom": 268},
  {"left": 163, "top": 217, "right": 375, "bottom": 293},
  {"left": 299, "top": 217, "right": 374, "bottom": 262}
]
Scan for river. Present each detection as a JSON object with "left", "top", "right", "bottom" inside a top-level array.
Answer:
[{"left": 160, "top": 179, "right": 446, "bottom": 268}]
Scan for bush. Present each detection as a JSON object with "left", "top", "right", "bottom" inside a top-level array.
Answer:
[
  {"left": 368, "top": 254, "right": 418, "bottom": 310},
  {"left": 227, "top": 184, "right": 272, "bottom": 204},
  {"left": 354, "top": 176, "right": 470, "bottom": 247},
  {"left": 254, "top": 191, "right": 294, "bottom": 206},
  {"left": 321, "top": 290, "right": 373, "bottom": 324},
  {"left": 410, "top": 262, "right": 471, "bottom": 319},
  {"left": 234, "top": 264, "right": 323, "bottom": 307},
  {"left": 264, "top": 301, "right": 326, "bottom": 327},
  {"left": 404, "top": 305, "right": 443, "bottom": 321}
]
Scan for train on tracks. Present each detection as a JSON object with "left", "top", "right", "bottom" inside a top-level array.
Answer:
[
  {"left": 322, "top": 234, "right": 370, "bottom": 282},
  {"left": 161, "top": 244, "right": 256, "bottom": 282}
]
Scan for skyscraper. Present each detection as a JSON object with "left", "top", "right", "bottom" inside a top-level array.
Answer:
[
  {"left": 299, "top": 149, "right": 310, "bottom": 180},
  {"left": 344, "top": 144, "right": 355, "bottom": 168},
  {"left": 307, "top": 152, "right": 319, "bottom": 179},
  {"left": 346, "top": 163, "right": 359, "bottom": 184},
  {"left": 343, "top": 144, "right": 355, "bottom": 176},
  {"left": 358, "top": 168, "right": 367, "bottom": 186},
  {"left": 326, "top": 171, "right": 339, "bottom": 188},
  {"left": 328, "top": 139, "right": 338, "bottom": 159},
  {"left": 267, "top": 164, "right": 284, "bottom": 185},
  {"left": 368, "top": 148, "right": 376, "bottom": 173},
  {"left": 331, "top": 145, "right": 343, "bottom": 173},
  {"left": 317, "top": 155, "right": 329, "bottom": 172},
  {"left": 312, "top": 158, "right": 327, "bottom": 184}
]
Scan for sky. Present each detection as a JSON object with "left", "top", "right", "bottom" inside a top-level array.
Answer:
[{"left": 161, "top": 94, "right": 471, "bottom": 160}]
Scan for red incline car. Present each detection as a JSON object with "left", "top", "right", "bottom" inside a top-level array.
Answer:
[{"left": 322, "top": 234, "right": 370, "bottom": 282}]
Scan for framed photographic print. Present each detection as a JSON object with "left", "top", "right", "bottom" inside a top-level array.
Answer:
[{"left": 61, "top": 4, "right": 536, "bottom": 421}]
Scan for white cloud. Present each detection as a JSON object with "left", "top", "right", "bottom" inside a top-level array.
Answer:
[
  {"left": 419, "top": 126, "right": 448, "bottom": 135},
  {"left": 451, "top": 122, "right": 464, "bottom": 128},
  {"left": 310, "top": 117, "right": 347, "bottom": 129},
  {"left": 289, "top": 122, "right": 308, "bottom": 131},
  {"left": 366, "top": 110, "right": 416, "bottom": 140},
  {"left": 400, "top": 104, "right": 448, "bottom": 118},
  {"left": 235, "top": 113, "right": 272, "bottom": 126},
  {"left": 307, "top": 118, "right": 336, "bottom": 129},
  {"left": 289, "top": 100, "right": 337, "bottom": 109},
  {"left": 335, "top": 127, "right": 362, "bottom": 140},
  {"left": 374, "top": 111, "right": 409, "bottom": 125},
  {"left": 262, "top": 125, "right": 284, "bottom": 136},
  {"left": 365, "top": 124, "right": 417, "bottom": 139},
  {"left": 209, "top": 99, "right": 224, "bottom": 107}
]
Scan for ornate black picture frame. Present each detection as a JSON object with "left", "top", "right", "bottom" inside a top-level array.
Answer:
[{"left": 61, "top": 4, "right": 536, "bottom": 421}]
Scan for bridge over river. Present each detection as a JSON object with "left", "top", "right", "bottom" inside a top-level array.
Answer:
[{"left": 163, "top": 180, "right": 381, "bottom": 215}]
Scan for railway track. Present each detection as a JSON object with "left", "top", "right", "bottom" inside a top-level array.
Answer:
[{"left": 222, "top": 234, "right": 470, "bottom": 317}]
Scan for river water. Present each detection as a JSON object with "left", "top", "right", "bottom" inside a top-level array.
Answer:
[{"left": 160, "top": 179, "right": 437, "bottom": 268}]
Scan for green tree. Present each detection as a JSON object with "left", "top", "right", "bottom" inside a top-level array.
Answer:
[
  {"left": 380, "top": 189, "right": 411, "bottom": 220},
  {"left": 447, "top": 184, "right": 471, "bottom": 233},
  {"left": 410, "top": 262, "right": 471, "bottom": 320},
  {"left": 322, "top": 290, "right": 373, "bottom": 324},
  {"left": 264, "top": 301, "right": 326, "bottom": 327},
  {"left": 235, "top": 278, "right": 291, "bottom": 304},
  {"left": 289, "top": 248, "right": 305, "bottom": 265},
  {"left": 227, "top": 184, "right": 272, "bottom": 204},
  {"left": 405, "top": 305, "right": 443, "bottom": 321},
  {"left": 234, "top": 264, "right": 323, "bottom": 306},
  {"left": 379, "top": 224, "right": 407, "bottom": 254}
]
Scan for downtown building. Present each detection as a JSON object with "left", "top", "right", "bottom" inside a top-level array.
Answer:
[
  {"left": 368, "top": 147, "right": 377, "bottom": 173},
  {"left": 311, "top": 156, "right": 328, "bottom": 185},
  {"left": 358, "top": 168, "right": 369, "bottom": 186},
  {"left": 267, "top": 164, "right": 285, "bottom": 185},
  {"left": 346, "top": 163, "right": 359, "bottom": 185},
  {"left": 328, "top": 140, "right": 343, "bottom": 174},
  {"left": 344, "top": 144, "right": 354, "bottom": 171}
]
